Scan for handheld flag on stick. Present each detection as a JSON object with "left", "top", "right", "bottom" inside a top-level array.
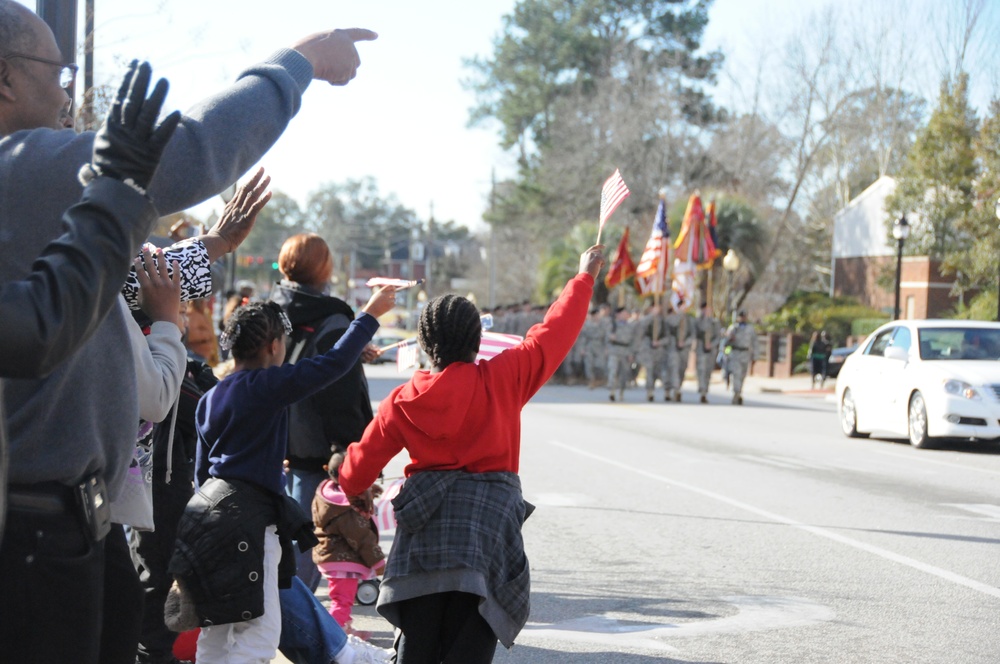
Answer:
[
  {"left": 636, "top": 196, "right": 671, "bottom": 296},
  {"left": 604, "top": 226, "right": 637, "bottom": 290},
  {"left": 366, "top": 277, "right": 424, "bottom": 290},
  {"left": 597, "top": 168, "right": 630, "bottom": 244},
  {"left": 477, "top": 331, "right": 523, "bottom": 363},
  {"left": 374, "top": 477, "right": 405, "bottom": 532}
]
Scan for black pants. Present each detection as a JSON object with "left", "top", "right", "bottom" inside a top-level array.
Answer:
[
  {"left": 0, "top": 502, "right": 105, "bottom": 664},
  {"left": 130, "top": 473, "right": 194, "bottom": 661},
  {"left": 394, "top": 591, "right": 498, "bottom": 664},
  {"left": 100, "top": 524, "right": 145, "bottom": 664}
]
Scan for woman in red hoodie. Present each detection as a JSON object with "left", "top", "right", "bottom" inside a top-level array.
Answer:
[{"left": 339, "top": 245, "right": 604, "bottom": 664}]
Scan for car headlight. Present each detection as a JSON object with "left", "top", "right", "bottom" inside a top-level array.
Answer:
[{"left": 943, "top": 379, "right": 981, "bottom": 400}]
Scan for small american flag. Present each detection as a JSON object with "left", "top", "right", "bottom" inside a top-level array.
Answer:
[
  {"left": 476, "top": 331, "right": 524, "bottom": 363},
  {"left": 396, "top": 339, "right": 420, "bottom": 372},
  {"left": 374, "top": 477, "right": 405, "bottom": 532},
  {"left": 599, "top": 168, "right": 631, "bottom": 228},
  {"left": 366, "top": 277, "right": 424, "bottom": 290}
]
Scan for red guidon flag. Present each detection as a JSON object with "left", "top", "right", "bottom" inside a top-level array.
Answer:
[
  {"left": 599, "top": 169, "right": 630, "bottom": 233},
  {"left": 604, "top": 227, "right": 637, "bottom": 289}
]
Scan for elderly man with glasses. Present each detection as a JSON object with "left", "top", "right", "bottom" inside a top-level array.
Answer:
[{"left": 0, "top": 1, "right": 380, "bottom": 662}]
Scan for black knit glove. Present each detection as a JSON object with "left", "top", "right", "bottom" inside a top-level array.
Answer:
[{"left": 89, "top": 60, "right": 181, "bottom": 194}]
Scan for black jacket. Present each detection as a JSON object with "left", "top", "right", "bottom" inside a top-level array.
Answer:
[
  {"left": 168, "top": 478, "right": 317, "bottom": 627},
  {"left": 270, "top": 282, "right": 373, "bottom": 468},
  {"left": 152, "top": 358, "right": 218, "bottom": 485}
]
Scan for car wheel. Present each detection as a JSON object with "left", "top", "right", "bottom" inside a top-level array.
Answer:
[
  {"left": 908, "top": 391, "right": 933, "bottom": 448},
  {"left": 840, "top": 388, "right": 868, "bottom": 438}
]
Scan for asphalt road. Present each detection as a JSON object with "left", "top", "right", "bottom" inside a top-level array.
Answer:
[{"left": 318, "top": 366, "right": 1000, "bottom": 663}]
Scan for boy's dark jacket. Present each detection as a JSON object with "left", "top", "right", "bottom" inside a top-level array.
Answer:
[
  {"left": 152, "top": 358, "right": 217, "bottom": 484},
  {"left": 270, "top": 281, "right": 372, "bottom": 466}
]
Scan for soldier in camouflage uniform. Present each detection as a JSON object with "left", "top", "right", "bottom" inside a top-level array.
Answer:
[
  {"left": 638, "top": 304, "right": 669, "bottom": 401},
  {"left": 662, "top": 303, "right": 687, "bottom": 401},
  {"left": 579, "top": 307, "right": 608, "bottom": 389},
  {"left": 724, "top": 309, "right": 756, "bottom": 405},
  {"left": 674, "top": 309, "right": 695, "bottom": 401},
  {"left": 605, "top": 307, "right": 638, "bottom": 402},
  {"left": 691, "top": 301, "right": 722, "bottom": 403}
]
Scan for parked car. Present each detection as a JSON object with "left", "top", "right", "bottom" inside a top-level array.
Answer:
[
  {"left": 825, "top": 344, "right": 858, "bottom": 379},
  {"left": 836, "top": 320, "right": 1000, "bottom": 448}
]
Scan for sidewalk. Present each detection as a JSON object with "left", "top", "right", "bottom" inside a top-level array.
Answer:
[{"left": 742, "top": 372, "right": 837, "bottom": 398}]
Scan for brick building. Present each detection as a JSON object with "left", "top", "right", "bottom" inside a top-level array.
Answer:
[{"left": 831, "top": 176, "right": 960, "bottom": 319}]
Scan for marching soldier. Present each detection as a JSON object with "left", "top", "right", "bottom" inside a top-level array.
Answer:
[
  {"left": 579, "top": 307, "right": 608, "bottom": 389},
  {"left": 638, "top": 305, "right": 667, "bottom": 401},
  {"left": 692, "top": 301, "right": 722, "bottom": 403},
  {"left": 662, "top": 303, "right": 687, "bottom": 401},
  {"left": 724, "top": 309, "right": 756, "bottom": 405},
  {"left": 606, "top": 307, "right": 638, "bottom": 402}
]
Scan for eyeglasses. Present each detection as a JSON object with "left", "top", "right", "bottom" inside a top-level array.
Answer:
[{"left": 3, "top": 53, "right": 78, "bottom": 88}]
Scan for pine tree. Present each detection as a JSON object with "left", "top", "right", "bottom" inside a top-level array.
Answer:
[{"left": 886, "top": 74, "right": 978, "bottom": 260}]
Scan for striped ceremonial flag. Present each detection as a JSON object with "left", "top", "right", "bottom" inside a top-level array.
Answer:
[
  {"left": 599, "top": 169, "right": 631, "bottom": 230},
  {"left": 477, "top": 331, "right": 523, "bottom": 363},
  {"left": 636, "top": 198, "right": 671, "bottom": 295}
]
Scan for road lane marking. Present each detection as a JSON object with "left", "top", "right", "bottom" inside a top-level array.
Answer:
[
  {"left": 519, "top": 595, "right": 832, "bottom": 651},
  {"left": 549, "top": 440, "right": 1000, "bottom": 600},
  {"left": 944, "top": 503, "right": 1000, "bottom": 522},
  {"left": 870, "top": 447, "right": 1000, "bottom": 478}
]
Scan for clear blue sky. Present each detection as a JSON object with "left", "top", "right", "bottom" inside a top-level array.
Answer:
[{"left": 20, "top": 0, "right": 1000, "bottom": 231}]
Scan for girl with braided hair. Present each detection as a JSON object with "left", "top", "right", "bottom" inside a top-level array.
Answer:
[
  {"left": 168, "top": 287, "right": 396, "bottom": 664},
  {"left": 339, "top": 245, "right": 605, "bottom": 663}
]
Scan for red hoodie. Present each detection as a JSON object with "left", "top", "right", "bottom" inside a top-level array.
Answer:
[{"left": 339, "top": 274, "right": 594, "bottom": 496}]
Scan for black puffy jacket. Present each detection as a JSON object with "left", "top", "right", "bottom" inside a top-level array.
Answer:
[{"left": 168, "top": 478, "right": 316, "bottom": 627}]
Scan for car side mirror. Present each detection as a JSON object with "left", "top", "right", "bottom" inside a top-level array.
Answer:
[{"left": 884, "top": 346, "right": 909, "bottom": 361}]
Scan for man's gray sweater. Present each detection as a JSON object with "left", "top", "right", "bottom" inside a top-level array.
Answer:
[{"left": 0, "top": 49, "right": 313, "bottom": 499}]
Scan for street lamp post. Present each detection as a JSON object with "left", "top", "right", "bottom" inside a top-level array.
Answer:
[
  {"left": 892, "top": 215, "right": 911, "bottom": 321},
  {"left": 722, "top": 249, "right": 740, "bottom": 324},
  {"left": 995, "top": 199, "right": 1000, "bottom": 321}
]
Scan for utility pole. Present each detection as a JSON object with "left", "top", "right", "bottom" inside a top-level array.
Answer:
[
  {"left": 82, "top": 0, "right": 95, "bottom": 129},
  {"left": 427, "top": 201, "right": 434, "bottom": 298},
  {"left": 37, "top": 1, "right": 77, "bottom": 95},
  {"left": 489, "top": 169, "right": 496, "bottom": 308}
]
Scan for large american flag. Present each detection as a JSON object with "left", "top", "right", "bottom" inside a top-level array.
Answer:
[
  {"left": 636, "top": 197, "right": 671, "bottom": 295},
  {"left": 599, "top": 169, "right": 631, "bottom": 230}
]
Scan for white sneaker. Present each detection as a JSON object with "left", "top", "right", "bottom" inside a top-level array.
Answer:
[{"left": 340, "top": 634, "right": 394, "bottom": 664}]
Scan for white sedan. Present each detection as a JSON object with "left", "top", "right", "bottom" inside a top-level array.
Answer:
[{"left": 836, "top": 319, "right": 1000, "bottom": 448}]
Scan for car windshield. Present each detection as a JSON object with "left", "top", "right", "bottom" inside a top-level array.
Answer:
[{"left": 917, "top": 327, "right": 1000, "bottom": 361}]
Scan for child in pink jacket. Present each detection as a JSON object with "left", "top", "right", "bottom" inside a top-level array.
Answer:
[{"left": 313, "top": 453, "right": 386, "bottom": 632}]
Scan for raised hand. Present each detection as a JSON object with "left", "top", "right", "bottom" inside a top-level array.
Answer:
[
  {"left": 203, "top": 167, "right": 272, "bottom": 256},
  {"left": 90, "top": 60, "right": 181, "bottom": 192},
  {"left": 361, "top": 285, "right": 397, "bottom": 319},
  {"left": 579, "top": 245, "right": 606, "bottom": 280},
  {"left": 134, "top": 246, "right": 182, "bottom": 326},
  {"left": 292, "top": 28, "right": 378, "bottom": 86}
]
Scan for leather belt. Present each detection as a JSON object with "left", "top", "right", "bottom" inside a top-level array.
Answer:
[{"left": 7, "top": 482, "right": 76, "bottom": 515}]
